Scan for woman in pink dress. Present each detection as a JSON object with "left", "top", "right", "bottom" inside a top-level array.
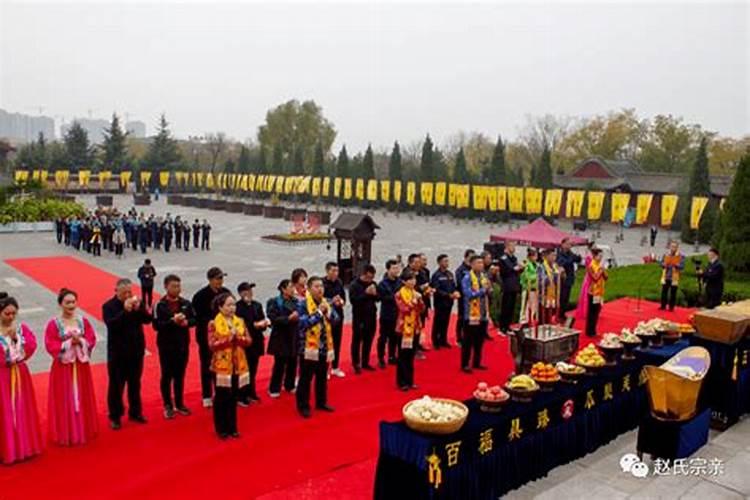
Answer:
[
  {"left": 45, "top": 288, "right": 98, "bottom": 446},
  {"left": 0, "top": 292, "right": 43, "bottom": 465}
]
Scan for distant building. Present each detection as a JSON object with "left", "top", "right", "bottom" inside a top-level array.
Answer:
[
  {"left": 0, "top": 109, "right": 55, "bottom": 142},
  {"left": 126, "top": 121, "right": 146, "bottom": 138}
]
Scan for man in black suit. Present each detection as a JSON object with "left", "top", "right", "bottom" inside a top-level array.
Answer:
[{"left": 236, "top": 282, "right": 270, "bottom": 405}]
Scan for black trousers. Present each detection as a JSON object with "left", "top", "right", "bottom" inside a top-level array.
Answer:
[
  {"left": 140, "top": 243, "right": 147, "bottom": 254},
  {"left": 141, "top": 286, "right": 153, "bottom": 309},
  {"left": 196, "top": 326, "right": 214, "bottom": 399},
  {"left": 202, "top": 237, "right": 210, "bottom": 250},
  {"left": 183, "top": 237, "right": 190, "bottom": 251},
  {"left": 351, "top": 319, "right": 376, "bottom": 368},
  {"left": 296, "top": 358, "right": 329, "bottom": 411},
  {"left": 269, "top": 354, "right": 297, "bottom": 393},
  {"left": 213, "top": 375, "right": 239, "bottom": 435},
  {"left": 115, "top": 243, "right": 124, "bottom": 256},
  {"left": 661, "top": 281, "right": 678, "bottom": 310},
  {"left": 431, "top": 304, "right": 452, "bottom": 347},
  {"left": 377, "top": 317, "right": 398, "bottom": 363},
  {"left": 461, "top": 322, "right": 487, "bottom": 369},
  {"left": 158, "top": 345, "right": 189, "bottom": 408},
  {"left": 706, "top": 289, "right": 722, "bottom": 309},
  {"left": 240, "top": 350, "right": 261, "bottom": 400},
  {"left": 193, "top": 234, "right": 200, "bottom": 248},
  {"left": 56, "top": 230, "right": 63, "bottom": 244},
  {"left": 92, "top": 243, "right": 101, "bottom": 256},
  {"left": 586, "top": 295, "right": 602, "bottom": 337},
  {"left": 559, "top": 283, "right": 573, "bottom": 321},
  {"left": 107, "top": 355, "right": 144, "bottom": 421},
  {"left": 131, "top": 236, "right": 138, "bottom": 250},
  {"left": 164, "top": 238, "right": 171, "bottom": 252},
  {"left": 500, "top": 291, "right": 517, "bottom": 333},
  {"left": 175, "top": 234, "right": 181, "bottom": 248},
  {"left": 331, "top": 320, "right": 344, "bottom": 370},
  {"left": 397, "top": 335, "right": 417, "bottom": 388}
]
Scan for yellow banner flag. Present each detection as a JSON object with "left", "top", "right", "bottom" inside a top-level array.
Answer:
[
  {"left": 456, "top": 185, "right": 471, "bottom": 209},
  {"left": 239, "top": 174, "right": 248, "bottom": 191},
  {"left": 525, "top": 188, "right": 543, "bottom": 214},
  {"left": 247, "top": 174, "right": 256, "bottom": 191},
  {"left": 79, "top": 169, "right": 92, "bottom": 187},
  {"left": 322, "top": 177, "right": 331, "bottom": 197},
  {"left": 486, "top": 186, "right": 498, "bottom": 211},
  {"left": 635, "top": 194, "right": 653, "bottom": 225},
  {"left": 40, "top": 170, "right": 48, "bottom": 185},
  {"left": 55, "top": 170, "right": 70, "bottom": 188},
  {"left": 31, "top": 170, "right": 40, "bottom": 181},
  {"left": 312, "top": 177, "right": 321, "bottom": 197},
  {"left": 206, "top": 173, "right": 215, "bottom": 189},
  {"left": 355, "top": 179, "right": 365, "bottom": 200},
  {"left": 544, "top": 189, "right": 564, "bottom": 217},
  {"left": 434, "top": 182, "right": 447, "bottom": 206},
  {"left": 406, "top": 181, "right": 417, "bottom": 205},
  {"left": 297, "top": 176, "right": 311, "bottom": 194},
  {"left": 344, "top": 178, "right": 353, "bottom": 200},
  {"left": 508, "top": 187, "right": 524, "bottom": 213},
  {"left": 98, "top": 170, "right": 112, "bottom": 187},
  {"left": 496, "top": 187, "right": 507, "bottom": 211},
  {"left": 367, "top": 179, "right": 378, "bottom": 201},
  {"left": 587, "top": 191, "right": 605, "bottom": 220},
  {"left": 284, "top": 176, "right": 295, "bottom": 195},
  {"left": 661, "top": 194, "right": 679, "bottom": 226},
  {"left": 159, "top": 171, "right": 170, "bottom": 188},
  {"left": 565, "top": 190, "right": 584, "bottom": 218},
  {"left": 216, "top": 173, "right": 224, "bottom": 189},
  {"left": 197, "top": 172, "right": 206, "bottom": 187},
  {"left": 333, "top": 178, "right": 342, "bottom": 198},
  {"left": 472, "top": 185, "right": 488, "bottom": 210},
  {"left": 14, "top": 170, "right": 28, "bottom": 183},
  {"left": 119, "top": 171, "right": 131, "bottom": 188},
  {"left": 690, "top": 196, "right": 709, "bottom": 230},
  {"left": 420, "top": 182, "right": 434, "bottom": 206},
  {"left": 448, "top": 184, "right": 458, "bottom": 207},
  {"left": 380, "top": 180, "right": 391, "bottom": 202},
  {"left": 275, "top": 176, "right": 285, "bottom": 194},
  {"left": 610, "top": 193, "right": 631, "bottom": 223},
  {"left": 392, "top": 180, "right": 402, "bottom": 203}
]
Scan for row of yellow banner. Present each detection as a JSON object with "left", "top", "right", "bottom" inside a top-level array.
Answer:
[{"left": 14, "top": 170, "right": 712, "bottom": 227}]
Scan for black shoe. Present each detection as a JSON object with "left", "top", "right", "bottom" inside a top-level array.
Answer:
[
  {"left": 362, "top": 365, "right": 376, "bottom": 372},
  {"left": 129, "top": 415, "right": 148, "bottom": 424},
  {"left": 249, "top": 395, "right": 261, "bottom": 403},
  {"left": 658, "top": 306, "right": 665, "bottom": 311},
  {"left": 175, "top": 406, "right": 192, "bottom": 416},
  {"left": 378, "top": 360, "right": 386, "bottom": 369},
  {"left": 388, "top": 357, "right": 398, "bottom": 365},
  {"left": 231, "top": 432, "right": 241, "bottom": 439},
  {"left": 299, "top": 408, "right": 312, "bottom": 419},
  {"left": 410, "top": 384, "right": 418, "bottom": 390},
  {"left": 316, "top": 404, "right": 335, "bottom": 412},
  {"left": 462, "top": 367, "right": 473, "bottom": 374},
  {"left": 442, "top": 343, "right": 453, "bottom": 349},
  {"left": 237, "top": 399, "right": 250, "bottom": 408},
  {"left": 218, "top": 433, "right": 230, "bottom": 440},
  {"left": 110, "top": 419, "right": 122, "bottom": 430},
  {"left": 354, "top": 366, "right": 362, "bottom": 374},
  {"left": 164, "top": 406, "right": 175, "bottom": 419},
  {"left": 474, "top": 365, "right": 489, "bottom": 371},
  {"left": 400, "top": 385, "right": 410, "bottom": 392}
]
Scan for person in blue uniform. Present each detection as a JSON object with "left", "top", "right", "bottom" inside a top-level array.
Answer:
[
  {"left": 454, "top": 249, "right": 475, "bottom": 345},
  {"left": 498, "top": 241, "right": 522, "bottom": 334},
  {"left": 377, "top": 259, "right": 402, "bottom": 367},
  {"left": 430, "top": 254, "right": 459, "bottom": 349},
  {"left": 556, "top": 237, "right": 582, "bottom": 322}
]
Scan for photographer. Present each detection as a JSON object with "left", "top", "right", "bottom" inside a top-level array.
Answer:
[{"left": 698, "top": 248, "right": 724, "bottom": 309}]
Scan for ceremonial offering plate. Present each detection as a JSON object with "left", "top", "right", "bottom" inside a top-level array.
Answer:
[{"left": 402, "top": 396, "right": 468, "bottom": 434}]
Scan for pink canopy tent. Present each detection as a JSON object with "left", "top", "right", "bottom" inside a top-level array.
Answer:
[{"left": 490, "top": 218, "right": 588, "bottom": 249}]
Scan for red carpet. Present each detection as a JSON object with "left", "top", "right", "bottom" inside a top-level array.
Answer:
[{"left": 2, "top": 256, "right": 694, "bottom": 499}]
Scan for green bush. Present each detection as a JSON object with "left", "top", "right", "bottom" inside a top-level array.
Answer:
[{"left": 0, "top": 197, "right": 86, "bottom": 223}]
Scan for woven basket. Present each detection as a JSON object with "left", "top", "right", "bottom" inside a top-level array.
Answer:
[{"left": 402, "top": 398, "right": 468, "bottom": 435}]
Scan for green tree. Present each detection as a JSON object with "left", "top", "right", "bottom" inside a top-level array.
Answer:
[
  {"left": 257, "top": 99, "right": 336, "bottom": 168},
  {"left": 312, "top": 142, "right": 326, "bottom": 177},
  {"left": 420, "top": 134, "right": 434, "bottom": 181},
  {"left": 290, "top": 144, "right": 305, "bottom": 175},
  {"left": 272, "top": 144, "right": 284, "bottom": 174},
  {"left": 718, "top": 151, "right": 750, "bottom": 271},
  {"left": 257, "top": 147, "right": 268, "bottom": 175},
  {"left": 64, "top": 121, "right": 95, "bottom": 172},
  {"left": 389, "top": 142, "right": 402, "bottom": 180},
  {"left": 639, "top": 114, "right": 702, "bottom": 174},
  {"left": 336, "top": 146, "right": 350, "bottom": 178},
  {"left": 48, "top": 141, "right": 70, "bottom": 170},
  {"left": 536, "top": 144, "right": 553, "bottom": 188},
  {"left": 143, "top": 114, "right": 182, "bottom": 171},
  {"left": 224, "top": 158, "right": 236, "bottom": 174},
  {"left": 681, "top": 137, "right": 712, "bottom": 243},
  {"left": 362, "top": 144, "right": 375, "bottom": 179},
  {"left": 101, "top": 113, "right": 129, "bottom": 172},
  {"left": 453, "top": 147, "right": 469, "bottom": 183},
  {"left": 237, "top": 145, "right": 251, "bottom": 174},
  {"left": 485, "top": 135, "right": 506, "bottom": 184}
]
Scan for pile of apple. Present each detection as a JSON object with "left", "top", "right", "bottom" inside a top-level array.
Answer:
[{"left": 473, "top": 382, "right": 509, "bottom": 403}]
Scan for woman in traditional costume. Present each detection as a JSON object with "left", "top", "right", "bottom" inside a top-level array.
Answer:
[
  {"left": 45, "top": 288, "right": 98, "bottom": 446},
  {"left": 537, "top": 250, "right": 562, "bottom": 325},
  {"left": 395, "top": 271, "right": 425, "bottom": 391},
  {"left": 575, "top": 254, "right": 594, "bottom": 326},
  {"left": 584, "top": 248, "right": 608, "bottom": 338},
  {"left": 208, "top": 293, "right": 251, "bottom": 439},
  {"left": 0, "top": 293, "right": 43, "bottom": 465},
  {"left": 519, "top": 248, "right": 539, "bottom": 326}
]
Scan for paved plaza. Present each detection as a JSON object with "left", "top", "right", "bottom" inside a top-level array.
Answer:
[{"left": 1, "top": 194, "right": 742, "bottom": 499}]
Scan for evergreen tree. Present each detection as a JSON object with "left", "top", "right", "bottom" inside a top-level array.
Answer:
[
  {"left": 420, "top": 134, "right": 434, "bottom": 181},
  {"left": 336, "top": 146, "right": 350, "bottom": 178},
  {"left": 433, "top": 147, "right": 448, "bottom": 181},
  {"left": 529, "top": 165, "right": 537, "bottom": 187},
  {"left": 237, "top": 145, "right": 251, "bottom": 174},
  {"left": 64, "top": 121, "right": 95, "bottom": 172},
  {"left": 485, "top": 135, "right": 506, "bottom": 185},
  {"left": 681, "top": 136, "right": 712, "bottom": 243},
  {"left": 312, "top": 141, "right": 326, "bottom": 177},
  {"left": 389, "top": 141, "right": 402, "bottom": 180},
  {"left": 29, "top": 132, "right": 49, "bottom": 169},
  {"left": 362, "top": 144, "right": 375, "bottom": 179},
  {"left": 290, "top": 144, "right": 305, "bottom": 175},
  {"left": 453, "top": 147, "right": 469, "bottom": 184},
  {"left": 143, "top": 114, "right": 182, "bottom": 171},
  {"left": 257, "top": 147, "right": 268, "bottom": 175},
  {"left": 101, "top": 113, "right": 129, "bottom": 172},
  {"left": 272, "top": 144, "right": 284, "bottom": 174},
  {"left": 537, "top": 144, "right": 553, "bottom": 188},
  {"left": 718, "top": 151, "right": 750, "bottom": 271},
  {"left": 224, "top": 158, "right": 236, "bottom": 174}
]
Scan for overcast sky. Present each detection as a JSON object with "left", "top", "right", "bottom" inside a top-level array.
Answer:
[{"left": 0, "top": 1, "right": 747, "bottom": 151}]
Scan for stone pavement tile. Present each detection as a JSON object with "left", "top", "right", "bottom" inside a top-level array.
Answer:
[
  {"left": 504, "top": 463, "right": 588, "bottom": 499},
  {"left": 627, "top": 473, "right": 701, "bottom": 499},
  {"left": 576, "top": 430, "right": 637, "bottom": 468},
  {"left": 707, "top": 451, "right": 750, "bottom": 496},
  {"left": 711, "top": 417, "right": 750, "bottom": 453},
  {"left": 679, "top": 479, "right": 745, "bottom": 499},
  {"left": 534, "top": 469, "right": 629, "bottom": 500}
]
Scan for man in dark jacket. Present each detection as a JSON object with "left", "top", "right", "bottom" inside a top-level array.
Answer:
[
  {"left": 699, "top": 248, "right": 724, "bottom": 309},
  {"left": 322, "top": 262, "right": 346, "bottom": 377},
  {"left": 236, "top": 282, "right": 270, "bottom": 404},
  {"left": 431, "top": 254, "right": 460, "bottom": 349},
  {"left": 137, "top": 258, "right": 156, "bottom": 308},
  {"left": 192, "top": 219, "right": 201, "bottom": 249},
  {"left": 163, "top": 220, "right": 173, "bottom": 252},
  {"left": 191, "top": 267, "right": 230, "bottom": 407},
  {"left": 349, "top": 264, "right": 379, "bottom": 373},
  {"left": 454, "top": 249, "right": 475, "bottom": 344},
  {"left": 266, "top": 279, "right": 300, "bottom": 396},
  {"left": 174, "top": 216, "right": 183, "bottom": 249},
  {"left": 556, "top": 237, "right": 582, "bottom": 322},
  {"left": 498, "top": 241, "right": 522, "bottom": 333},
  {"left": 182, "top": 222, "right": 190, "bottom": 251},
  {"left": 102, "top": 278, "right": 152, "bottom": 430},
  {"left": 138, "top": 221, "right": 149, "bottom": 254},
  {"left": 201, "top": 219, "right": 212, "bottom": 250},
  {"left": 377, "top": 259, "right": 402, "bottom": 368},
  {"left": 154, "top": 274, "right": 196, "bottom": 419}
]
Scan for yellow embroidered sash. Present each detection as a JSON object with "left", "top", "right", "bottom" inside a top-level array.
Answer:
[
  {"left": 589, "top": 259, "right": 605, "bottom": 299},
  {"left": 211, "top": 313, "right": 249, "bottom": 387},
  {"left": 399, "top": 286, "right": 418, "bottom": 339},
  {"left": 468, "top": 270, "right": 487, "bottom": 324},
  {"left": 661, "top": 254, "right": 683, "bottom": 285},
  {"left": 542, "top": 260, "right": 559, "bottom": 307},
  {"left": 304, "top": 292, "right": 334, "bottom": 362}
]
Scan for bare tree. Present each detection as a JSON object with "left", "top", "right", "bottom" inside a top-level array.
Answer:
[{"left": 205, "top": 132, "right": 226, "bottom": 173}]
